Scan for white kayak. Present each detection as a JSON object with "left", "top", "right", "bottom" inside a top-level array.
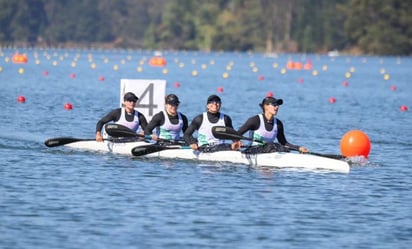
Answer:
[
  {"left": 58, "top": 140, "right": 350, "bottom": 173},
  {"left": 63, "top": 140, "right": 146, "bottom": 155}
]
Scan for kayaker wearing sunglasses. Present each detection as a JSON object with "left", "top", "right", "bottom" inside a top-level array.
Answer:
[
  {"left": 232, "top": 96, "right": 309, "bottom": 153},
  {"left": 144, "top": 94, "right": 189, "bottom": 144},
  {"left": 95, "top": 92, "right": 148, "bottom": 142},
  {"left": 184, "top": 94, "right": 238, "bottom": 152}
]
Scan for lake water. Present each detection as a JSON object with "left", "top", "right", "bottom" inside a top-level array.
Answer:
[{"left": 1, "top": 48, "right": 411, "bottom": 249}]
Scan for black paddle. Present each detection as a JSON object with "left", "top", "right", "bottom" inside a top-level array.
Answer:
[
  {"left": 212, "top": 126, "right": 346, "bottom": 160},
  {"left": 105, "top": 123, "right": 186, "bottom": 145},
  {"left": 131, "top": 144, "right": 190, "bottom": 156},
  {"left": 44, "top": 137, "right": 108, "bottom": 147},
  {"left": 105, "top": 123, "right": 142, "bottom": 138}
]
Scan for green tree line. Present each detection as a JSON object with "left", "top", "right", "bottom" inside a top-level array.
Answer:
[{"left": 0, "top": 0, "right": 411, "bottom": 55}]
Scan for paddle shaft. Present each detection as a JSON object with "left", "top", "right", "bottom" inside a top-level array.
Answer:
[
  {"left": 132, "top": 144, "right": 191, "bottom": 156},
  {"left": 105, "top": 123, "right": 185, "bottom": 144},
  {"left": 212, "top": 126, "right": 346, "bottom": 160},
  {"left": 44, "top": 137, "right": 108, "bottom": 147}
]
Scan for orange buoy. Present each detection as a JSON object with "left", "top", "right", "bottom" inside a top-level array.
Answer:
[
  {"left": 12, "top": 54, "right": 28, "bottom": 64},
  {"left": 17, "top": 95, "right": 26, "bottom": 103},
  {"left": 340, "top": 130, "right": 371, "bottom": 157},
  {"left": 294, "top": 61, "right": 303, "bottom": 70},
  {"left": 303, "top": 63, "right": 312, "bottom": 70},
  {"left": 286, "top": 61, "right": 295, "bottom": 70},
  {"left": 64, "top": 103, "right": 73, "bottom": 110},
  {"left": 149, "top": 56, "right": 167, "bottom": 67}
]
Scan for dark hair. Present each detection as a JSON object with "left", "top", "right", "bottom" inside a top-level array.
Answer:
[
  {"left": 123, "top": 92, "right": 138, "bottom": 102},
  {"left": 207, "top": 94, "right": 221, "bottom": 103},
  {"left": 165, "top": 94, "right": 180, "bottom": 105}
]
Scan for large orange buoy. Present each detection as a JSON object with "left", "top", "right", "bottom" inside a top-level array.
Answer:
[
  {"left": 149, "top": 56, "right": 167, "bottom": 67},
  {"left": 340, "top": 130, "right": 371, "bottom": 157},
  {"left": 12, "top": 54, "right": 28, "bottom": 64}
]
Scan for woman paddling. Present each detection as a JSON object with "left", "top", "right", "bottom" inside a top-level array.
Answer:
[
  {"left": 232, "top": 96, "right": 309, "bottom": 153},
  {"left": 184, "top": 94, "right": 238, "bottom": 152},
  {"left": 95, "top": 92, "right": 148, "bottom": 142},
  {"left": 144, "top": 94, "right": 189, "bottom": 145}
]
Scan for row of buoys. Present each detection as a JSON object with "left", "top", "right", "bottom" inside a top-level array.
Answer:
[
  {"left": 12, "top": 53, "right": 28, "bottom": 64},
  {"left": 16, "top": 95, "right": 73, "bottom": 110}
]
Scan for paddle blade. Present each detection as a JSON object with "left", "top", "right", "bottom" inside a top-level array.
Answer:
[
  {"left": 105, "top": 124, "right": 138, "bottom": 138},
  {"left": 131, "top": 144, "right": 183, "bottom": 156},
  {"left": 44, "top": 137, "right": 89, "bottom": 147},
  {"left": 212, "top": 126, "right": 244, "bottom": 140}
]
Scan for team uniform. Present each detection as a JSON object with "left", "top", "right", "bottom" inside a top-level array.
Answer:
[
  {"left": 144, "top": 110, "right": 189, "bottom": 143},
  {"left": 237, "top": 114, "right": 300, "bottom": 153},
  {"left": 96, "top": 107, "right": 148, "bottom": 139},
  {"left": 184, "top": 111, "right": 235, "bottom": 152}
]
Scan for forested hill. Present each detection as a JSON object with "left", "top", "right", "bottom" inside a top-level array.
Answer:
[{"left": 0, "top": 0, "right": 411, "bottom": 55}]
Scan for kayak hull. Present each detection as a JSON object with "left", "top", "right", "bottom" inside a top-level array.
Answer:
[{"left": 63, "top": 141, "right": 350, "bottom": 173}]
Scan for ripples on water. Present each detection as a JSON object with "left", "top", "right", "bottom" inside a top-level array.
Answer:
[{"left": 1, "top": 49, "right": 412, "bottom": 248}]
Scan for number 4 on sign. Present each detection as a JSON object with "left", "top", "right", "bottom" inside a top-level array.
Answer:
[{"left": 120, "top": 79, "right": 166, "bottom": 121}]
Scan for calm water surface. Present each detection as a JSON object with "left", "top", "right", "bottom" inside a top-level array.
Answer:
[{"left": 1, "top": 49, "right": 411, "bottom": 248}]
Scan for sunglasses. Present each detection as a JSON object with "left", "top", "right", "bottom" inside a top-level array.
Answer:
[{"left": 269, "top": 102, "right": 279, "bottom": 107}]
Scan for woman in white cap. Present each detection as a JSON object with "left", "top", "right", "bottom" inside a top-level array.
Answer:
[
  {"left": 184, "top": 94, "right": 238, "bottom": 152},
  {"left": 232, "top": 96, "right": 308, "bottom": 153},
  {"left": 95, "top": 92, "right": 148, "bottom": 142},
  {"left": 144, "top": 94, "right": 189, "bottom": 144}
]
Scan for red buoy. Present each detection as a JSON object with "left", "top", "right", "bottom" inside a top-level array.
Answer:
[
  {"left": 329, "top": 97, "right": 336, "bottom": 104},
  {"left": 217, "top": 86, "right": 224, "bottom": 93},
  {"left": 64, "top": 103, "right": 73, "bottom": 110},
  {"left": 400, "top": 105, "right": 408, "bottom": 112},
  {"left": 17, "top": 95, "right": 26, "bottom": 103},
  {"left": 266, "top": 91, "right": 274, "bottom": 97}
]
